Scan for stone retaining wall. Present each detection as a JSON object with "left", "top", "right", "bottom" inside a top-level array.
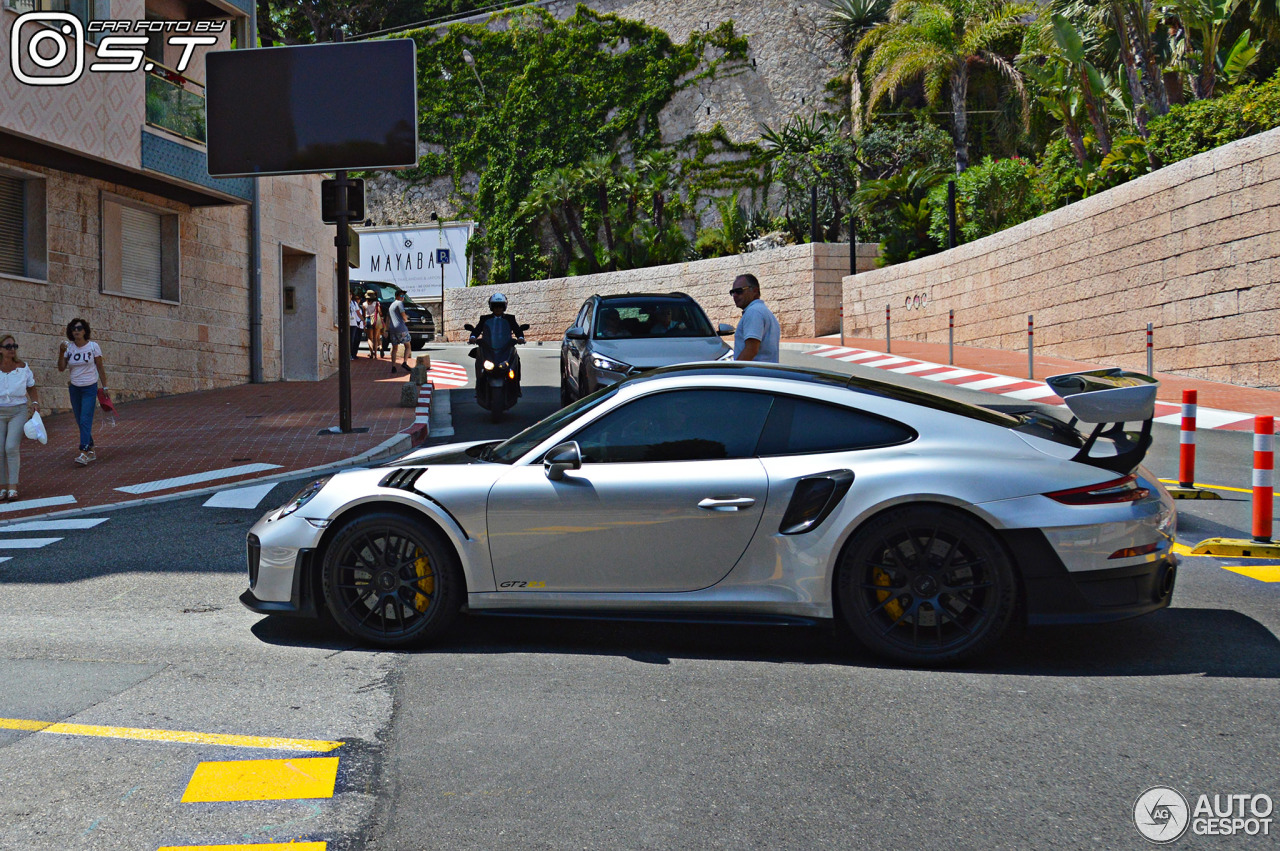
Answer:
[
  {"left": 843, "top": 127, "right": 1280, "bottom": 391},
  {"left": 445, "top": 243, "right": 878, "bottom": 341}
]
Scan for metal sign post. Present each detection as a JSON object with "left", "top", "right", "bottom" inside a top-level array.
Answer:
[
  {"left": 437, "top": 246, "right": 450, "bottom": 341},
  {"left": 334, "top": 170, "right": 353, "bottom": 433}
]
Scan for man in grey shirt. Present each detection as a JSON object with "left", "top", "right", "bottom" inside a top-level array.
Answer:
[{"left": 730, "top": 273, "right": 780, "bottom": 362}]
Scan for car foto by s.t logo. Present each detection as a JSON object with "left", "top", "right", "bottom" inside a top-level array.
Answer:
[
  {"left": 9, "top": 12, "right": 224, "bottom": 86},
  {"left": 1135, "top": 786, "right": 1274, "bottom": 843}
]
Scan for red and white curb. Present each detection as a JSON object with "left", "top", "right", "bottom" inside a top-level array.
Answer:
[
  {"left": 805, "top": 345, "right": 1260, "bottom": 431},
  {"left": 404, "top": 382, "right": 434, "bottom": 446},
  {"left": 428, "top": 360, "right": 468, "bottom": 389}
]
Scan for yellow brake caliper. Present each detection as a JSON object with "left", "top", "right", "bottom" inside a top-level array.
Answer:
[
  {"left": 412, "top": 548, "right": 434, "bottom": 612},
  {"left": 872, "top": 566, "right": 904, "bottom": 621}
]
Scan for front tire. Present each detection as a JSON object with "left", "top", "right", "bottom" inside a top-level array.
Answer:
[
  {"left": 836, "top": 506, "right": 1016, "bottom": 665},
  {"left": 320, "top": 511, "right": 463, "bottom": 647}
]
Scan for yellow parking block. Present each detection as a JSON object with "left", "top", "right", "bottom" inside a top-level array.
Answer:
[
  {"left": 158, "top": 839, "right": 325, "bottom": 844},
  {"left": 181, "top": 757, "right": 339, "bottom": 803}
]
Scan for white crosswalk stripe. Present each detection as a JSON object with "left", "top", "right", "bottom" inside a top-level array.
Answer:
[
  {"left": 428, "top": 360, "right": 469, "bottom": 389},
  {"left": 0, "top": 519, "right": 108, "bottom": 532},
  {"left": 203, "top": 483, "right": 279, "bottom": 510},
  {"left": 0, "top": 538, "right": 63, "bottom": 549}
]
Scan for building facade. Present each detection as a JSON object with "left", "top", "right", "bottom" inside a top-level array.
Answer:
[{"left": 0, "top": 0, "right": 337, "bottom": 413}]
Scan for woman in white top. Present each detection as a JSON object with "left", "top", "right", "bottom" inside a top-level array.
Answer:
[
  {"left": 0, "top": 334, "right": 39, "bottom": 501},
  {"left": 348, "top": 293, "right": 365, "bottom": 360},
  {"left": 363, "top": 292, "right": 384, "bottom": 359},
  {"left": 56, "top": 317, "right": 109, "bottom": 467}
]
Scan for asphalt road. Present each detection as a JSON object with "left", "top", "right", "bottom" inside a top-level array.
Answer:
[{"left": 0, "top": 344, "right": 1276, "bottom": 849}]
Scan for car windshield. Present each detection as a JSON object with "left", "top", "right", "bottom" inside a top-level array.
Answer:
[
  {"left": 484, "top": 386, "right": 620, "bottom": 464},
  {"left": 593, "top": 299, "right": 714, "bottom": 340}
]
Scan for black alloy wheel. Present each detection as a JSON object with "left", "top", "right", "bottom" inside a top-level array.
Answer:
[
  {"left": 837, "top": 506, "right": 1016, "bottom": 664},
  {"left": 321, "top": 512, "right": 462, "bottom": 647}
]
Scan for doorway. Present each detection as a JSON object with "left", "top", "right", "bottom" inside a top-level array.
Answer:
[{"left": 280, "top": 246, "right": 318, "bottom": 381}]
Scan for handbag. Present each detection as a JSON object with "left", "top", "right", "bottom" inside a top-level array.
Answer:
[
  {"left": 97, "top": 388, "right": 116, "bottom": 413},
  {"left": 23, "top": 410, "right": 47, "bottom": 444}
]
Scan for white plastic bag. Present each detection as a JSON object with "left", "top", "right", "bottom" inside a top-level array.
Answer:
[{"left": 23, "top": 410, "right": 47, "bottom": 444}]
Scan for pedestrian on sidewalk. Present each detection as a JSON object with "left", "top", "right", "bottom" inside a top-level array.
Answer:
[
  {"left": 363, "top": 291, "right": 383, "bottom": 359},
  {"left": 348, "top": 292, "right": 365, "bottom": 360},
  {"left": 0, "top": 334, "right": 39, "bottom": 501},
  {"left": 730, "top": 273, "right": 780, "bottom": 363},
  {"left": 386, "top": 290, "right": 413, "bottom": 374},
  {"left": 57, "top": 317, "right": 109, "bottom": 466}
]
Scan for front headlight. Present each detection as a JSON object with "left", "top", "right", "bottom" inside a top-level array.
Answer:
[
  {"left": 483, "top": 360, "right": 495, "bottom": 371},
  {"left": 716, "top": 348, "right": 734, "bottom": 361},
  {"left": 591, "top": 353, "right": 631, "bottom": 373},
  {"left": 276, "top": 476, "right": 331, "bottom": 519}
]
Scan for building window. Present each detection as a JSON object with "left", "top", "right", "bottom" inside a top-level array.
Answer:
[
  {"left": 0, "top": 169, "right": 48, "bottom": 281},
  {"left": 100, "top": 192, "right": 179, "bottom": 302},
  {"left": 3, "top": 0, "right": 112, "bottom": 42}
]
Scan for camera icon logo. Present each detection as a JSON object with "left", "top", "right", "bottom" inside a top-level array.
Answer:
[{"left": 10, "top": 12, "right": 86, "bottom": 86}]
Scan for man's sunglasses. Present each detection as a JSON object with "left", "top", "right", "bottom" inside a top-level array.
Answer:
[{"left": 729, "top": 287, "right": 749, "bottom": 295}]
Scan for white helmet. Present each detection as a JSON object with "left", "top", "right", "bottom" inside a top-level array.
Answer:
[{"left": 489, "top": 292, "right": 508, "bottom": 309}]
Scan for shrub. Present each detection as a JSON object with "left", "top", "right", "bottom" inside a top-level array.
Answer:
[
  {"left": 1147, "top": 71, "right": 1280, "bottom": 166},
  {"left": 926, "top": 156, "right": 1041, "bottom": 246}
]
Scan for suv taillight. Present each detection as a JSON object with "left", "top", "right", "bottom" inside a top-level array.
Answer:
[{"left": 1045, "top": 474, "right": 1149, "bottom": 505}]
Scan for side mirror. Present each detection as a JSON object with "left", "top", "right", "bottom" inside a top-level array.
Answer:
[
  {"left": 519, "top": 323, "right": 530, "bottom": 332},
  {"left": 566, "top": 326, "right": 588, "bottom": 341},
  {"left": 463, "top": 323, "right": 475, "bottom": 333},
  {"left": 717, "top": 323, "right": 735, "bottom": 336},
  {"left": 543, "top": 441, "right": 582, "bottom": 481}
]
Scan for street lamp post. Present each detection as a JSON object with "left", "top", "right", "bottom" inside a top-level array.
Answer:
[{"left": 461, "top": 49, "right": 486, "bottom": 99}]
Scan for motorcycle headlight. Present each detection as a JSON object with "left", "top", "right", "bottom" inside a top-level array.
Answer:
[
  {"left": 591, "top": 353, "right": 631, "bottom": 373},
  {"left": 716, "top": 348, "right": 735, "bottom": 361},
  {"left": 276, "top": 476, "right": 331, "bottom": 519},
  {"left": 483, "top": 360, "right": 495, "bottom": 371}
]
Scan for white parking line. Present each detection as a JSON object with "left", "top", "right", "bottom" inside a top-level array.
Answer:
[
  {"left": 203, "top": 482, "right": 279, "bottom": 510},
  {"left": 0, "top": 538, "right": 63, "bottom": 549},
  {"left": 115, "top": 463, "right": 283, "bottom": 495},
  {"left": 0, "top": 495, "right": 76, "bottom": 514},
  {"left": 0, "top": 557, "right": 9, "bottom": 564},
  {"left": 0, "top": 519, "right": 108, "bottom": 532}
]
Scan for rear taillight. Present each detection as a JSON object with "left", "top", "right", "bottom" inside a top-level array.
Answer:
[{"left": 1045, "top": 474, "right": 1150, "bottom": 505}]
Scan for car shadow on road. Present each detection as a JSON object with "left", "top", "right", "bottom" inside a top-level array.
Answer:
[{"left": 252, "top": 605, "right": 1280, "bottom": 678}]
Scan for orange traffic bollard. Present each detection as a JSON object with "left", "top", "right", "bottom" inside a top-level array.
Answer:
[
  {"left": 1179, "top": 390, "right": 1197, "bottom": 488},
  {"left": 1253, "top": 416, "right": 1274, "bottom": 543}
]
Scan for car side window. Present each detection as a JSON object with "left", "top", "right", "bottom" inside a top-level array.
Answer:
[
  {"left": 756, "top": 396, "right": 916, "bottom": 455},
  {"left": 573, "top": 390, "right": 774, "bottom": 463}
]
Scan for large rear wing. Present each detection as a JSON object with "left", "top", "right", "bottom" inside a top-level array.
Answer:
[{"left": 1044, "top": 369, "right": 1159, "bottom": 475}]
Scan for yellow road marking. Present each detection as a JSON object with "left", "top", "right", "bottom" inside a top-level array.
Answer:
[
  {"left": 1221, "top": 565, "right": 1280, "bottom": 582},
  {"left": 0, "top": 718, "right": 342, "bottom": 752},
  {"left": 1159, "top": 478, "right": 1280, "bottom": 497},
  {"left": 158, "top": 839, "right": 325, "bottom": 844},
  {"left": 182, "top": 757, "right": 339, "bottom": 803}
]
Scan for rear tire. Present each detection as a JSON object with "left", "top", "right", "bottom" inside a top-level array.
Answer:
[
  {"left": 836, "top": 506, "right": 1016, "bottom": 665},
  {"left": 320, "top": 511, "right": 462, "bottom": 647}
]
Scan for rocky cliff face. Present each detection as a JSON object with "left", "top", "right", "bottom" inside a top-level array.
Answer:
[{"left": 364, "top": 0, "right": 840, "bottom": 227}]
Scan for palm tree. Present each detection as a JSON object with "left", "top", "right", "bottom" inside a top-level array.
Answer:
[
  {"left": 859, "top": 0, "right": 1035, "bottom": 172},
  {"left": 545, "top": 165, "right": 600, "bottom": 273},
  {"left": 578, "top": 152, "right": 619, "bottom": 270},
  {"left": 516, "top": 174, "right": 574, "bottom": 269},
  {"left": 823, "top": 0, "right": 893, "bottom": 135}
]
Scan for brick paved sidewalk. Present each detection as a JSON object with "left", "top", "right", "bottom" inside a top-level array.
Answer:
[
  {"left": 0, "top": 355, "right": 427, "bottom": 522},
  {"left": 788, "top": 335, "right": 1280, "bottom": 428}
]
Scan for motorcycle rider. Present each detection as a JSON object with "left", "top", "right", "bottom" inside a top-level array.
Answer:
[{"left": 468, "top": 293, "right": 525, "bottom": 392}]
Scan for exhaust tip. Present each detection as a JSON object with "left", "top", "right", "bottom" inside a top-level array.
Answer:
[{"left": 1158, "top": 562, "right": 1177, "bottom": 599}]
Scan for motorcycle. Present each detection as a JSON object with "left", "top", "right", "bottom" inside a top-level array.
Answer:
[{"left": 465, "top": 319, "right": 530, "bottom": 422}]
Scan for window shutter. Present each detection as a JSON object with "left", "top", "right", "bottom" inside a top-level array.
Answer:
[
  {"left": 120, "top": 205, "right": 163, "bottom": 299},
  {"left": 0, "top": 176, "right": 24, "bottom": 277}
]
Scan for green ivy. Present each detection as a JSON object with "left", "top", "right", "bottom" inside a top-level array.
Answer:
[{"left": 386, "top": 6, "right": 749, "bottom": 283}]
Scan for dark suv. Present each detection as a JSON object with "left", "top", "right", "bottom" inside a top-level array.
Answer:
[{"left": 352, "top": 281, "right": 436, "bottom": 350}]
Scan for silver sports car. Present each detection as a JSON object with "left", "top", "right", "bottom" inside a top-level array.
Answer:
[{"left": 242, "top": 362, "right": 1177, "bottom": 664}]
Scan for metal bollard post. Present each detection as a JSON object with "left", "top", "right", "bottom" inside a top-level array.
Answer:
[
  {"left": 1146, "top": 323, "right": 1153, "bottom": 377},
  {"left": 1253, "top": 416, "right": 1274, "bottom": 543},
  {"left": 948, "top": 309, "right": 954, "bottom": 365},
  {"left": 839, "top": 306, "right": 845, "bottom": 348},
  {"left": 886, "top": 304, "right": 891, "bottom": 354},
  {"left": 1027, "top": 315, "right": 1034, "bottom": 380},
  {"left": 1179, "top": 390, "right": 1197, "bottom": 488}
]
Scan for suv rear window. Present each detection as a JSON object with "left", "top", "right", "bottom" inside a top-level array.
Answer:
[{"left": 593, "top": 299, "right": 714, "bottom": 340}]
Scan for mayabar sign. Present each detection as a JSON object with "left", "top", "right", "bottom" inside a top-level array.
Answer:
[{"left": 353, "top": 222, "right": 475, "bottom": 300}]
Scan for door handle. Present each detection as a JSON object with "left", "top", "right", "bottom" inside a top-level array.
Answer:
[{"left": 698, "top": 496, "right": 756, "bottom": 512}]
